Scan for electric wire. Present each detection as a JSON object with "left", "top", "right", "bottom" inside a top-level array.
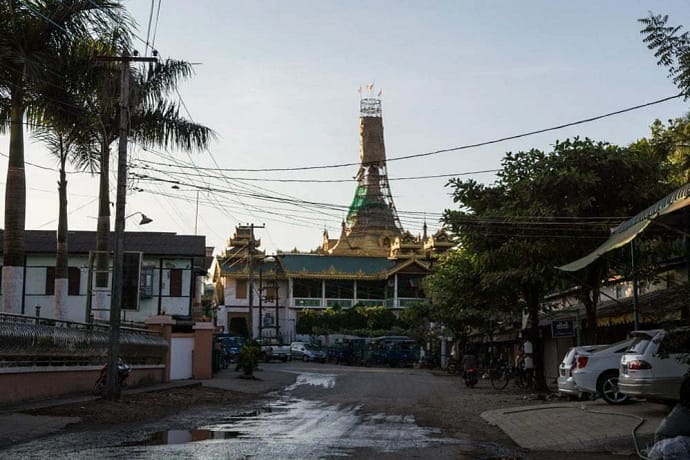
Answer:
[
  {"left": 10, "top": 1, "right": 688, "bottom": 249},
  {"left": 133, "top": 94, "right": 686, "bottom": 173}
]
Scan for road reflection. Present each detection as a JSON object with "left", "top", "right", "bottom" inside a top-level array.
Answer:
[{"left": 129, "top": 395, "right": 455, "bottom": 457}]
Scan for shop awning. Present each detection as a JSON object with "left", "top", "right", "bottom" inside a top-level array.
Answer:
[{"left": 557, "top": 183, "right": 690, "bottom": 272}]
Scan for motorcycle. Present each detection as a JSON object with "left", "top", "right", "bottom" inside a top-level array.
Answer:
[
  {"left": 463, "top": 367, "right": 478, "bottom": 388},
  {"left": 93, "top": 359, "right": 131, "bottom": 396}
]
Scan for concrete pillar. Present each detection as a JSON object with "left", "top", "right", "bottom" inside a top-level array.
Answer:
[
  {"left": 192, "top": 322, "right": 215, "bottom": 380},
  {"left": 192, "top": 274, "right": 204, "bottom": 321},
  {"left": 145, "top": 315, "right": 175, "bottom": 383}
]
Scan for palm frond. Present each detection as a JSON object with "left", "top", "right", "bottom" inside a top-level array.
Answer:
[{"left": 133, "top": 100, "right": 217, "bottom": 152}]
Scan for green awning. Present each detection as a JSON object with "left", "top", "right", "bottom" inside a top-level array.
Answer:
[
  {"left": 557, "top": 220, "right": 651, "bottom": 272},
  {"left": 557, "top": 183, "right": 690, "bottom": 272}
]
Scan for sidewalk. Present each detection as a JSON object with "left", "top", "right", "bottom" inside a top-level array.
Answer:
[
  {"left": 481, "top": 399, "right": 668, "bottom": 456},
  {"left": 0, "top": 365, "right": 297, "bottom": 448}
]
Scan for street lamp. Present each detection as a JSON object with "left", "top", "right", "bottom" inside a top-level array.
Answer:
[
  {"left": 85, "top": 211, "right": 153, "bottom": 324},
  {"left": 126, "top": 211, "right": 153, "bottom": 225}
]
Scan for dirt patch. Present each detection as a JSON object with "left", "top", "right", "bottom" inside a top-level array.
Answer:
[{"left": 28, "top": 386, "right": 256, "bottom": 428}]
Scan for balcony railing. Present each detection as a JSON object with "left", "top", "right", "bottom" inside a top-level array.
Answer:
[
  {"left": 325, "top": 299, "right": 354, "bottom": 308},
  {"left": 291, "top": 297, "right": 426, "bottom": 309},
  {"left": 293, "top": 298, "right": 323, "bottom": 308}
]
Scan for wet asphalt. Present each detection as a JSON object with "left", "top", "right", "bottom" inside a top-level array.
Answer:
[{"left": 0, "top": 361, "right": 652, "bottom": 459}]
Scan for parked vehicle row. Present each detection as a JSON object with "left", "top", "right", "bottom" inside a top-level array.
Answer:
[
  {"left": 216, "top": 335, "right": 421, "bottom": 368},
  {"left": 557, "top": 327, "right": 690, "bottom": 405}
]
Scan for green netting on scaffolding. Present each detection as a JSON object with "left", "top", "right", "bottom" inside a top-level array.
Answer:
[{"left": 346, "top": 185, "right": 388, "bottom": 223}]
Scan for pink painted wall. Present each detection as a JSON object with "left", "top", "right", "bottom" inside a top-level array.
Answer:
[{"left": 0, "top": 366, "right": 164, "bottom": 405}]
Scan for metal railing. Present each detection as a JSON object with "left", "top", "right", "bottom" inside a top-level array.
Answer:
[{"left": 0, "top": 311, "right": 152, "bottom": 335}]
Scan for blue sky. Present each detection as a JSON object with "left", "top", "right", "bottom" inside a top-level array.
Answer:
[{"left": 2, "top": 1, "right": 690, "bottom": 255}]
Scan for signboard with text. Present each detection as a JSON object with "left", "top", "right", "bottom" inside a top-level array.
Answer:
[{"left": 551, "top": 318, "right": 575, "bottom": 338}]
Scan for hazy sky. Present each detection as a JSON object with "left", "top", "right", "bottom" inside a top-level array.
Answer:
[{"left": 2, "top": 1, "right": 690, "bottom": 256}]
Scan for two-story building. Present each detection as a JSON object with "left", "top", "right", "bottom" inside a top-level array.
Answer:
[{"left": 0, "top": 230, "right": 209, "bottom": 325}]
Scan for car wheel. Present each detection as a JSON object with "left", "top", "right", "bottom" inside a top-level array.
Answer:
[
  {"left": 303, "top": 355, "right": 309, "bottom": 362},
  {"left": 598, "top": 371, "right": 629, "bottom": 405}
]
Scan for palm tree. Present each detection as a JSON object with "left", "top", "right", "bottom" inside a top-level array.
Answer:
[
  {"left": 81, "top": 58, "right": 216, "bottom": 319},
  {"left": 0, "top": 0, "right": 127, "bottom": 313},
  {"left": 30, "top": 39, "right": 101, "bottom": 320}
]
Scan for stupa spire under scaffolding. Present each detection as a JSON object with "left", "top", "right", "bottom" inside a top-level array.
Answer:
[{"left": 328, "top": 90, "right": 404, "bottom": 256}]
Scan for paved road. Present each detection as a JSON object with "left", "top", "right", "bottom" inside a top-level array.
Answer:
[{"left": 0, "top": 361, "right": 670, "bottom": 459}]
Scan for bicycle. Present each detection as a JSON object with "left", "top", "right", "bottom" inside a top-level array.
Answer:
[{"left": 490, "top": 364, "right": 532, "bottom": 390}]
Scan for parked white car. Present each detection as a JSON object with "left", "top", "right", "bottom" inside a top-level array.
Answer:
[
  {"left": 619, "top": 327, "right": 690, "bottom": 402},
  {"left": 557, "top": 344, "right": 608, "bottom": 399},
  {"left": 571, "top": 338, "right": 634, "bottom": 405}
]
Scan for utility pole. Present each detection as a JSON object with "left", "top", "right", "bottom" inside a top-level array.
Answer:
[
  {"left": 96, "top": 52, "right": 157, "bottom": 401},
  {"left": 240, "top": 223, "right": 264, "bottom": 340},
  {"left": 194, "top": 190, "right": 199, "bottom": 235},
  {"left": 273, "top": 278, "right": 280, "bottom": 341}
]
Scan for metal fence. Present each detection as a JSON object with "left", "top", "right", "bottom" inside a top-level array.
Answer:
[{"left": 0, "top": 312, "right": 166, "bottom": 367}]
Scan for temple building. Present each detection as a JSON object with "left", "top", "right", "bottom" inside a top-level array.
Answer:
[{"left": 211, "top": 96, "right": 454, "bottom": 341}]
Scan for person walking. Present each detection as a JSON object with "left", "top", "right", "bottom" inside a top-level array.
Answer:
[{"left": 521, "top": 330, "right": 535, "bottom": 389}]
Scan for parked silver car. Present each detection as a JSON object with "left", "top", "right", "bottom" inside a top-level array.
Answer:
[
  {"left": 557, "top": 344, "right": 608, "bottom": 399},
  {"left": 290, "top": 342, "right": 327, "bottom": 362},
  {"left": 619, "top": 327, "right": 690, "bottom": 402}
]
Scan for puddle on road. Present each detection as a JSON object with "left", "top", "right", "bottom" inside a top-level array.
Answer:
[
  {"left": 119, "top": 372, "right": 524, "bottom": 459},
  {"left": 137, "top": 429, "right": 241, "bottom": 445},
  {"left": 134, "top": 396, "right": 453, "bottom": 455},
  {"left": 284, "top": 372, "right": 336, "bottom": 390}
]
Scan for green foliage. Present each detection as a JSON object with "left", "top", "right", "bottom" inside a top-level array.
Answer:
[
  {"left": 399, "top": 302, "right": 435, "bottom": 343},
  {"left": 443, "top": 137, "right": 675, "bottom": 342},
  {"left": 643, "top": 116, "right": 690, "bottom": 183},
  {"left": 295, "top": 306, "right": 408, "bottom": 336},
  {"left": 639, "top": 13, "right": 690, "bottom": 96},
  {"left": 236, "top": 343, "right": 260, "bottom": 377},
  {"left": 422, "top": 250, "right": 512, "bottom": 338}
]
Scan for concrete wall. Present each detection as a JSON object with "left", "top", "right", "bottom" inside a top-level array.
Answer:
[{"left": 0, "top": 365, "right": 164, "bottom": 405}]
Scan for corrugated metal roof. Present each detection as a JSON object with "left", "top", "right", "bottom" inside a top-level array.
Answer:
[
  {"left": 0, "top": 230, "right": 205, "bottom": 257},
  {"left": 279, "top": 254, "right": 395, "bottom": 277}
]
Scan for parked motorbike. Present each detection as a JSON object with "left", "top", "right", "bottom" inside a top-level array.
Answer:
[
  {"left": 93, "top": 359, "right": 131, "bottom": 396},
  {"left": 464, "top": 367, "right": 478, "bottom": 388}
]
